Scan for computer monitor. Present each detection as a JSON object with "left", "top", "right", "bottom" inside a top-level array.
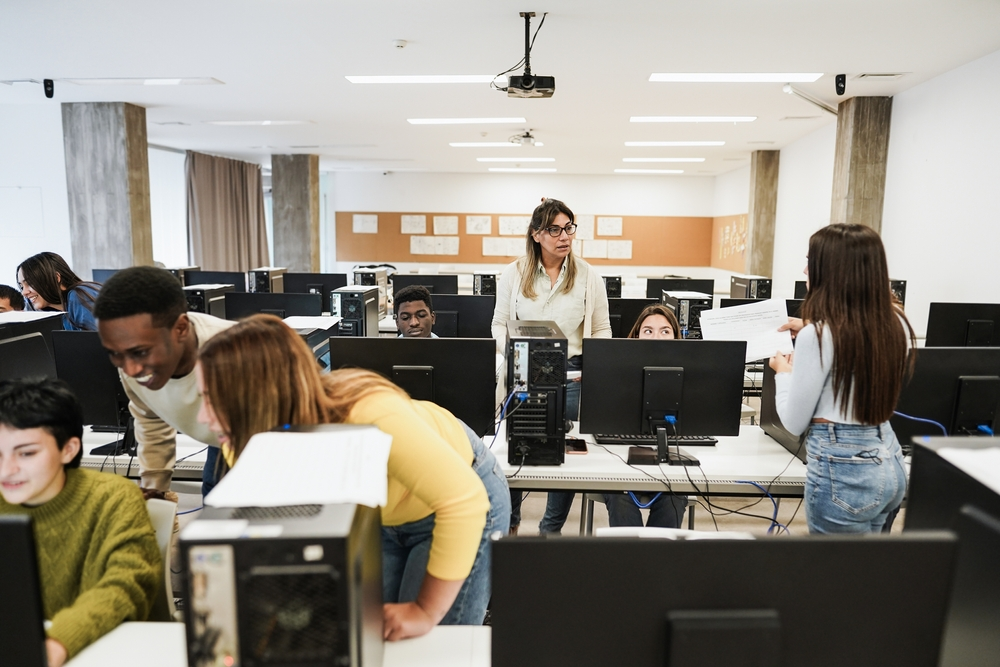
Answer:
[
  {"left": 326, "top": 337, "right": 496, "bottom": 436},
  {"left": 491, "top": 534, "right": 957, "bottom": 667},
  {"left": 646, "top": 278, "right": 714, "bottom": 299},
  {"left": 0, "top": 332, "right": 56, "bottom": 381},
  {"left": 794, "top": 280, "right": 808, "bottom": 299},
  {"left": 185, "top": 270, "right": 247, "bottom": 292},
  {"left": 925, "top": 302, "right": 1000, "bottom": 347},
  {"left": 223, "top": 292, "right": 323, "bottom": 321},
  {"left": 904, "top": 437, "right": 1000, "bottom": 531},
  {"left": 759, "top": 364, "right": 806, "bottom": 462},
  {"left": 283, "top": 272, "right": 349, "bottom": 312},
  {"left": 391, "top": 274, "right": 460, "bottom": 296},
  {"left": 0, "top": 516, "right": 48, "bottom": 667},
  {"left": 426, "top": 294, "right": 495, "bottom": 338},
  {"left": 51, "top": 331, "right": 128, "bottom": 432},
  {"left": 607, "top": 297, "right": 657, "bottom": 338},
  {"left": 92, "top": 268, "right": 120, "bottom": 284}
]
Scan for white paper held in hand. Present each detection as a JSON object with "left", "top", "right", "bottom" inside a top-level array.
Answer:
[
  {"left": 698, "top": 298, "right": 794, "bottom": 363},
  {"left": 204, "top": 426, "right": 392, "bottom": 509}
]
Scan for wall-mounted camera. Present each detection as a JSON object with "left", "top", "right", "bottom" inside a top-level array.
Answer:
[
  {"left": 43, "top": 79, "right": 54, "bottom": 98},
  {"left": 835, "top": 74, "right": 846, "bottom": 96}
]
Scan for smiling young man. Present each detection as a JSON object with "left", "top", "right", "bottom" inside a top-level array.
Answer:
[
  {"left": 0, "top": 283, "right": 26, "bottom": 312},
  {"left": 394, "top": 284, "right": 439, "bottom": 338},
  {"left": 0, "top": 377, "right": 160, "bottom": 667},
  {"left": 94, "top": 266, "right": 235, "bottom": 496}
]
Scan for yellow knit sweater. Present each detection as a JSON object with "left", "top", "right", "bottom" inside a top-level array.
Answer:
[{"left": 0, "top": 468, "right": 161, "bottom": 659}]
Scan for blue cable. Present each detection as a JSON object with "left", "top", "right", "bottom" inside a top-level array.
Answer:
[
  {"left": 628, "top": 491, "right": 663, "bottom": 508},
  {"left": 736, "top": 480, "right": 782, "bottom": 534},
  {"left": 178, "top": 506, "right": 203, "bottom": 516},
  {"left": 893, "top": 411, "right": 947, "bottom": 436},
  {"left": 978, "top": 425, "right": 995, "bottom": 436}
]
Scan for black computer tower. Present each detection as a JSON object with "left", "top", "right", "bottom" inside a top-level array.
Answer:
[
  {"left": 353, "top": 269, "right": 388, "bottom": 318},
  {"left": 331, "top": 286, "right": 380, "bottom": 337},
  {"left": 730, "top": 275, "right": 772, "bottom": 299},
  {"left": 184, "top": 284, "right": 235, "bottom": 319},
  {"left": 166, "top": 266, "right": 201, "bottom": 285},
  {"left": 248, "top": 266, "right": 286, "bottom": 293},
  {"left": 661, "top": 291, "right": 713, "bottom": 339},
  {"left": 505, "top": 320, "right": 567, "bottom": 466},
  {"left": 473, "top": 273, "right": 497, "bottom": 296},
  {"left": 603, "top": 276, "right": 622, "bottom": 299}
]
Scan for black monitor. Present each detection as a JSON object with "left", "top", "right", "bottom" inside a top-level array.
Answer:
[
  {"left": 794, "top": 280, "right": 808, "bottom": 299},
  {"left": 0, "top": 516, "right": 47, "bottom": 667},
  {"left": 92, "top": 268, "right": 120, "bottom": 284},
  {"left": 185, "top": 270, "right": 247, "bottom": 292},
  {"left": 391, "top": 274, "right": 459, "bottom": 296},
  {"left": 0, "top": 333, "right": 55, "bottom": 381},
  {"left": 283, "top": 272, "right": 349, "bottom": 312},
  {"left": 51, "top": 331, "right": 128, "bottom": 432},
  {"left": 491, "top": 534, "right": 957, "bottom": 667},
  {"left": 607, "top": 297, "right": 657, "bottom": 338},
  {"left": 905, "top": 437, "right": 1000, "bottom": 531},
  {"left": 925, "top": 302, "right": 1000, "bottom": 347},
  {"left": 891, "top": 347, "right": 1000, "bottom": 445},
  {"left": 223, "top": 292, "right": 322, "bottom": 321},
  {"left": 425, "top": 294, "right": 495, "bottom": 338},
  {"left": 326, "top": 337, "right": 496, "bottom": 436},
  {"left": 646, "top": 278, "right": 714, "bottom": 299}
]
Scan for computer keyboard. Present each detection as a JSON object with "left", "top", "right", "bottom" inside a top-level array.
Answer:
[{"left": 594, "top": 434, "right": 718, "bottom": 446}]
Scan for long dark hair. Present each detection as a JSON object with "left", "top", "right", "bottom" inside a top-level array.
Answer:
[
  {"left": 801, "top": 224, "right": 915, "bottom": 424},
  {"left": 17, "top": 252, "right": 98, "bottom": 312},
  {"left": 518, "top": 198, "right": 578, "bottom": 299}
]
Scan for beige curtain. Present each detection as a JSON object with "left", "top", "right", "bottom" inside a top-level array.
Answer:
[{"left": 186, "top": 151, "right": 269, "bottom": 271}]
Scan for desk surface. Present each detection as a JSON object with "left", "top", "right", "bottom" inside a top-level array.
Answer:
[
  {"left": 66, "top": 622, "right": 490, "bottom": 667},
  {"left": 80, "top": 429, "right": 208, "bottom": 481}
]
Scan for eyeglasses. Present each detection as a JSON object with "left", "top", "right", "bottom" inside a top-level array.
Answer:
[{"left": 543, "top": 223, "right": 578, "bottom": 238}]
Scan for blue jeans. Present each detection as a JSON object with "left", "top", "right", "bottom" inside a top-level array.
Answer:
[
  {"left": 381, "top": 421, "right": 510, "bottom": 624},
  {"left": 538, "top": 358, "right": 582, "bottom": 534},
  {"left": 805, "top": 422, "right": 906, "bottom": 534},
  {"left": 603, "top": 492, "right": 688, "bottom": 528},
  {"left": 202, "top": 445, "right": 221, "bottom": 498}
]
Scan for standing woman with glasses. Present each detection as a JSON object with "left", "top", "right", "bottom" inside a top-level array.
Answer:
[
  {"left": 769, "top": 224, "right": 915, "bottom": 534},
  {"left": 491, "top": 198, "right": 612, "bottom": 534},
  {"left": 17, "top": 252, "right": 101, "bottom": 331}
]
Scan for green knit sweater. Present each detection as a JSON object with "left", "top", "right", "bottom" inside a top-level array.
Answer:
[{"left": 0, "top": 468, "right": 161, "bottom": 659}]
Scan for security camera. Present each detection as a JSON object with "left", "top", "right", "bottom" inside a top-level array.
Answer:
[
  {"left": 835, "top": 74, "right": 846, "bottom": 96},
  {"left": 43, "top": 79, "right": 54, "bottom": 98}
]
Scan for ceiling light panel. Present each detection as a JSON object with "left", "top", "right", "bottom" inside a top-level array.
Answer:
[
  {"left": 649, "top": 73, "right": 822, "bottom": 83},
  {"left": 207, "top": 120, "right": 311, "bottom": 126},
  {"left": 631, "top": 116, "right": 756, "bottom": 123},
  {"left": 615, "top": 169, "right": 684, "bottom": 174},
  {"left": 346, "top": 75, "right": 501, "bottom": 84},
  {"left": 63, "top": 77, "right": 223, "bottom": 85},
  {"left": 409, "top": 118, "right": 526, "bottom": 125},
  {"left": 450, "top": 142, "right": 520, "bottom": 147},
  {"left": 477, "top": 157, "right": 554, "bottom": 162},
  {"left": 622, "top": 157, "right": 704, "bottom": 163},
  {"left": 625, "top": 141, "right": 725, "bottom": 147},
  {"left": 488, "top": 168, "right": 557, "bottom": 173}
]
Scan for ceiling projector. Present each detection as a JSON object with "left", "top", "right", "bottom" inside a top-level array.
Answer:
[{"left": 507, "top": 74, "right": 555, "bottom": 98}]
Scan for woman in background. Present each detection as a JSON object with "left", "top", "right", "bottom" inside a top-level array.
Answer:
[{"left": 17, "top": 252, "right": 100, "bottom": 331}]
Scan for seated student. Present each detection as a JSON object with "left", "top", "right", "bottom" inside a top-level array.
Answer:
[
  {"left": 0, "top": 283, "right": 26, "bottom": 312},
  {"left": 602, "top": 304, "right": 689, "bottom": 529},
  {"left": 0, "top": 377, "right": 160, "bottom": 667},
  {"left": 94, "top": 266, "right": 235, "bottom": 497},
  {"left": 394, "top": 284, "right": 439, "bottom": 338},
  {"left": 16, "top": 252, "right": 100, "bottom": 331},
  {"left": 196, "top": 315, "right": 509, "bottom": 640}
]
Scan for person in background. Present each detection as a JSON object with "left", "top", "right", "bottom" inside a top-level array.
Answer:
[
  {"left": 16, "top": 252, "right": 100, "bottom": 331},
  {"left": 0, "top": 284, "right": 26, "bottom": 312},
  {"left": 602, "top": 304, "right": 689, "bottom": 528},
  {"left": 196, "top": 315, "right": 509, "bottom": 639},
  {"left": 0, "top": 377, "right": 160, "bottom": 667},
  {"left": 491, "top": 197, "right": 612, "bottom": 535},
  {"left": 394, "top": 284, "right": 439, "bottom": 338}
]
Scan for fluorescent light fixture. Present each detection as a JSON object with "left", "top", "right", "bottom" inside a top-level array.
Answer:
[
  {"left": 207, "top": 120, "right": 311, "bottom": 126},
  {"left": 649, "top": 73, "right": 822, "bottom": 83},
  {"left": 409, "top": 117, "right": 526, "bottom": 125},
  {"left": 622, "top": 157, "right": 704, "bottom": 163},
  {"left": 625, "top": 141, "right": 724, "bottom": 147},
  {"left": 614, "top": 169, "right": 684, "bottom": 174},
  {"left": 144, "top": 78, "right": 182, "bottom": 86},
  {"left": 631, "top": 116, "right": 756, "bottom": 123},
  {"left": 450, "top": 142, "right": 519, "bottom": 147},
  {"left": 346, "top": 75, "right": 500, "bottom": 84},
  {"left": 488, "top": 168, "right": 557, "bottom": 173},
  {"left": 63, "top": 77, "right": 222, "bottom": 86},
  {"left": 477, "top": 157, "right": 554, "bottom": 162}
]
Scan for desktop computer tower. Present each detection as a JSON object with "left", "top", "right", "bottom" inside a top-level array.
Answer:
[
  {"left": 505, "top": 320, "right": 567, "bottom": 466},
  {"left": 180, "top": 502, "right": 383, "bottom": 667},
  {"left": 794, "top": 280, "right": 808, "bottom": 299},
  {"left": 353, "top": 269, "right": 388, "bottom": 317},
  {"left": 891, "top": 279, "right": 907, "bottom": 307},
  {"left": 331, "top": 286, "right": 380, "bottom": 337},
  {"left": 184, "top": 284, "right": 235, "bottom": 319},
  {"left": 661, "top": 291, "right": 713, "bottom": 339},
  {"left": 603, "top": 276, "right": 622, "bottom": 299},
  {"left": 730, "top": 275, "right": 772, "bottom": 299},
  {"left": 248, "top": 266, "right": 286, "bottom": 293},
  {"left": 166, "top": 266, "right": 201, "bottom": 285},
  {"left": 473, "top": 273, "right": 497, "bottom": 296}
]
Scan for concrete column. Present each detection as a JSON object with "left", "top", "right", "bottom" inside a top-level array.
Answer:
[
  {"left": 830, "top": 96, "right": 893, "bottom": 233},
  {"left": 746, "top": 150, "right": 780, "bottom": 276},
  {"left": 62, "top": 102, "right": 153, "bottom": 280},
  {"left": 271, "top": 154, "right": 320, "bottom": 272}
]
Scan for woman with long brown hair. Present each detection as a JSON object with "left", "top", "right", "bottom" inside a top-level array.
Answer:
[
  {"left": 17, "top": 252, "right": 100, "bottom": 331},
  {"left": 195, "top": 315, "right": 509, "bottom": 640},
  {"left": 770, "top": 224, "right": 914, "bottom": 533}
]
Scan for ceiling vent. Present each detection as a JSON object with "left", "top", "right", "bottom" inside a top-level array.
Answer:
[{"left": 854, "top": 73, "right": 906, "bottom": 81}]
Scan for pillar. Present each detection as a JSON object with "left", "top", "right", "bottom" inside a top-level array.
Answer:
[
  {"left": 271, "top": 154, "right": 320, "bottom": 272},
  {"left": 830, "top": 96, "right": 893, "bottom": 233},
  {"left": 746, "top": 150, "right": 780, "bottom": 276}
]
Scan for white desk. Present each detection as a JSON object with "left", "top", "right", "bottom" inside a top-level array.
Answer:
[
  {"left": 80, "top": 429, "right": 208, "bottom": 481},
  {"left": 66, "top": 622, "right": 490, "bottom": 667}
]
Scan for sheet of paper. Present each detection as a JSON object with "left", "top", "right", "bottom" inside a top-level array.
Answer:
[
  {"left": 482, "top": 237, "right": 507, "bottom": 256},
  {"left": 466, "top": 215, "right": 492, "bottom": 235},
  {"left": 283, "top": 315, "right": 342, "bottom": 330},
  {"left": 698, "top": 298, "right": 793, "bottom": 362},
  {"left": 434, "top": 236, "right": 460, "bottom": 255},
  {"left": 597, "top": 216, "right": 623, "bottom": 236},
  {"left": 607, "top": 239, "right": 633, "bottom": 260},
  {"left": 575, "top": 214, "right": 595, "bottom": 240},
  {"left": 583, "top": 239, "right": 608, "bottom": 259},
  {"left": 937, "top": 447, "right": 1000, "bottom": 495},
  {"left": 410, "top": 236, "right": 433, "bottom": 255},
  {"left": 204, "top": 427, "right": 392, "bottom": 508},
  {"left": 0, "top": 310, "right": 64, "bottom": 324},
  {"left": 400, "top": 215, "right": 426, "bottom": 234},
  {"left": 433, "top": 215, "right": 459, "bottom": 235},
  {"left": 352, "top": 214, "right": 378, "bottom": 234},
  {"left": 506, "top": 237, "right": 524, "bottom": 256},
  {"left": 498, "top": 215, "right": 531, "bottom": 236}
]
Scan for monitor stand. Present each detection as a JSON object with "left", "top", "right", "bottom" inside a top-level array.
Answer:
[
  {"left": 656, "top": 427, "right": 699, "bottom": 466},
  {"left": 90, "top": 417, "right": 137, "bottom": 457}
]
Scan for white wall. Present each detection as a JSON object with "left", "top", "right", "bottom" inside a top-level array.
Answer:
[
  {"left": 712, "top": 165, "right": 750, "bottom": 217},
  {"left": 882, "top": 48, "right": 1000, "bottom": 336},
  {"left": 0, "top": 104, "right": 71, "bottom": 281},
  {"left": 148, "top": 147, "right": 189, "bottom": 267}
]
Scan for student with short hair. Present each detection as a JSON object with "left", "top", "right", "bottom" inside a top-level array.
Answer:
[
  {"left": 0, "top": 377, "right": 160, "bottom": 667},
  {"left": 16, "top": 252, "right": 100, "bottom": 330},
  {"left": 0, "top": 283, "right": 26, "bottom": 312},
  {"left": 394, "top": 284, "right": 438, "bottom": 338},
  {"left": 94, "top": 266, "right": 235, "bottom": 496}
]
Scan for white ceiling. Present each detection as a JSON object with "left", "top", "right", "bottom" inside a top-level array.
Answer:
[{"left": 3, "top": 0, "right": 1000, "bottom": 177}]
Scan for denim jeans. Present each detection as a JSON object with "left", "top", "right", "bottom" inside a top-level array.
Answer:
[
  {"left": 805, "top": 422, "right": 906, "bottom": 534},
  {"left": 603, "top": 492, "right": 688, "bottom": 528},
  {"left": 538, "top": 356, "right": 582, "bottom": 534},
  {"left": 381, "top": 421, "right": 510, "bottom": 624},
  {"left": 202, "top": 445, "right": 221, "bottom": 498}
]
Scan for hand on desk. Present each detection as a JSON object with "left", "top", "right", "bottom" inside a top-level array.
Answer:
[{"left": 383, "top": 602, "right": 436, "bottom": 641}]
